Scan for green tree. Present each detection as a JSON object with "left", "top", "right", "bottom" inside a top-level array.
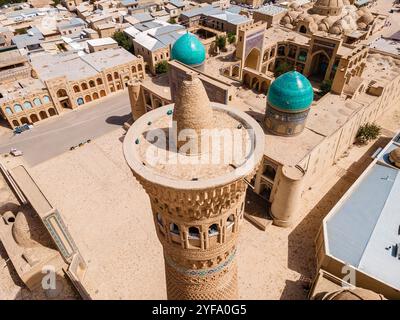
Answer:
[
  {"left": 227, "top": 32, "right": 236, "bottom": 44},
  {"left": 274, "top": 61, "right": 292, "bottom": 77},
  {"left": 216, "top": 35, "right": 226, "bottom": 51},
  {"left": 168, "top": 17, "right": 176, "bottom": 24},
  {"left": 155, "top": 60, "right": 168, "bottom": 74},
  {"left": 112, "top": 31, "right": 133, "bottom": 52},
  {"left": 0, "top": 0, "right": 25, "bottom": 7},
  {"left": 320, "top": 79, "right": 332, "bottom": 96},
  {"left": 14, "top": 27, "right": 27, "bottom": 35},
  {"left": 356, "top": 123, "right": 381, "bottom": 145},
  {"left": 52, "top": 0, "right": 61, "bottom": 6}
]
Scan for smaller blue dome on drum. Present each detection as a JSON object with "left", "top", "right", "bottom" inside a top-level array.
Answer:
[
  {"left": 267, "top": 71, "right": 314, "bottom": 112},
  {"left": 171, "top": 33, "right": 206, "bottom": 66}
]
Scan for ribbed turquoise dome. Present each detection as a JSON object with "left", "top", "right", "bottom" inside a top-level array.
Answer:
[
  {"left": 171, "top": 33, "right": 206, "bottom": 66},
  {"left": 267, "top": 71, "right": 314, "bottom": 112}
]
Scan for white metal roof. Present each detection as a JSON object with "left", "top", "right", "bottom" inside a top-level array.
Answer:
[{"left": 324, "top": 137, "right": 400, "bottom": 291}]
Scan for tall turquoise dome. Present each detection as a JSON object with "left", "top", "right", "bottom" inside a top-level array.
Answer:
[
  {"left": 267, "top": 71, "right": 314, "bottom": 112},
  {"left": 171, "top": 33, "right": 206, "bottom": 66}
]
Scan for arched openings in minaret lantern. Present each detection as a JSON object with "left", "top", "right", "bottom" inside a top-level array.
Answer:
[
  {"left": 208, "top": 224, "right": 219, "bottom": 237},
  {"left": 227, "top": 214, "right": 235, "bottom": 229},
  {"left": 168, "top": 222, "right": 181, "bottom": 244},
  {"left": 188, "top": 226, "right": 201, "bottom": 248},
  {"left": 188, "top": 226, "right": 200, "bottom": 239},
  {"left": 169, "top": 222, "right": 179, "bottom": 234},
  {"left": 156, "top": 213, "right": 164, "bottom": 226},
  {"left": 160, "top": 213, "right": 242, "bottom": 248}
]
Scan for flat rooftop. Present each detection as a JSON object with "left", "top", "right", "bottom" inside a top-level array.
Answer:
[
  {"left": 31, "top": 52, "right": 98, "bottom": 81},
  {"left": 323, "top": 138, "right": 400, "bottom": 291},
  {"left": 0, "top": 78, "right": 46, "bottom": 104},
  {"left": 370, "top": 37, "right": 400, "bottom": 55},
  {"left": 81, "top": 47, "right": 138, "bottom": 71},
  {"left": 264, "top": 26, "right": 310, "bottom": 46},
  {"left": 0, "top": 49, "right": 27, "bottom": 68},
  {"left": 87, "top": 37, "right": 117, "bottom": 47},
  {"left": 256, "top": 4, "right": 287, "bottom": 16},
  {"left": 31, "top": 48, "right": 138, "bottom": 81}
]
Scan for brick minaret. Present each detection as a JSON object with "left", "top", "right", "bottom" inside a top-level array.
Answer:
[{"left": 123, "top": 74, "right": 264, "bottom": 299}]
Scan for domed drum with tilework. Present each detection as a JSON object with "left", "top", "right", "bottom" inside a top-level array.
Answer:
[{"left": 264, "top": 71, "right": 314, "bottom": 136}]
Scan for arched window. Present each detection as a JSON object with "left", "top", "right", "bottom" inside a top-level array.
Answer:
[
  {"left": 278, "top": 46, "right": 285, "bottom": 56},
  {"left": 156, "top": 213, "right": 163, "bottom": 226},
  {"left": 5, "top": 107, "right": 12, "bottom": 115},
  {"left": 114, "top": 72, "right": 119, "bottom": 79},
  {"left": 298, "top": 50, "right": 307, "bottom": 62},
  {"left": 188, "top": 227, "right": 200, "bottom": 239},
  {"left": 132, "top": 66, "right": 137, "bottom": 73},
  {"left": 263, "top": 164, "right": 276, "bottom": 181},
  {"left": 170, "top": 223, "right": 180, "bottom": 235},
  {"left": 299, "top": 25, "right": 307, "bottom": 34},
  {"left": 14, "top": 104, "right": 23, "bottom": 113},
  {"left": 77, "top": 97, "right": 84, "bottom": 105},
  {"left": 43, "top": 95, "right": 50, "bottom": 103},
  {"left": 107, "top": 74, "right": 112, "bottom": 81},
  {"left": 23, "top": 101, "right": 32, "bottom": 110},
  {"left": 227, "top": 214, "right": 234, "bottom": 228},
  {"left": 288, "top": 46, "right": 296, "bottom": 59},
  {"left": 208, "top": 224, "right": 219, "bottom": 236},
  {"left": 73, "top": 85, "right": 80, "bottom": 93},
  {"left": 138, "top": 64, "right": 143, "bottom": 71},
  {"left": 89, "top": 80, "right": 95, "bottom": 88},
  {"left": 33, "top": 98, "right": 42, "bottom": 106},
  {"left": 48, "top": 108, "right": 56, "bottom": 116},
  {"left": 81, "top": 82, "right": 88, "bottom": 90},
  {"left": 96, "top": 78, "right": 103, "bottom": 85},
  {"left": 57, "top": 89, "right": 67, "bottom": 98}
]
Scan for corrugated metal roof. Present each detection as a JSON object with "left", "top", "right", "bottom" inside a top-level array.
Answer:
[
  {"left": 180, "top": 5, "right": 220, "bottom": 18},
  {"left": 256, "top": 4, "right": 287, "bottom": 16}
]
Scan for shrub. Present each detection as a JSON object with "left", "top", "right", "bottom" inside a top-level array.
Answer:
[
  {"left": 112, "top": 31, "right": 133, "bottom": 52},
  {"left": 168, "top": 17, "right": 176, "bottom": 24},
  {"left": 216, "top": 35, "right": 226, "bottom": 50},
  {"left": 227, "top": 32, "right": 236, "bottom": 44},
  {"left": 356, "top": 122, "right": 381, "bottom": 145},
  {"left": 155, "top": 60, "right": 168, "bottom": 74},
  {"left": 274, "top": 61, "right": 292, "bottom": 77},
  {"left": 14, "top": 27, "right": 27, "bottom": 35}
]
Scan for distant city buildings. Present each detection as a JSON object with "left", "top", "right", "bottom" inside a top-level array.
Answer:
[{"left": 0, "top": 47, "right": 144, "bottom": 128}]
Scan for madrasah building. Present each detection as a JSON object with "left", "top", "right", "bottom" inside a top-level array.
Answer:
[{"left": 129, "top": 0, "right": 400, "bottom": 228}]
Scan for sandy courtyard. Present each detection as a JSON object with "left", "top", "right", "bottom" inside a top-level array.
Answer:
[{"left": 8, "top": 100, "right": 394, "bottom": 300}]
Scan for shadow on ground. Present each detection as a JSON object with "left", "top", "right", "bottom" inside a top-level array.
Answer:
[
  {"left": 105, "top": 113, "right": 131, "bottom": 126},
  {"left": 244, "top": 189, "right": 269, "bottom": 219}
]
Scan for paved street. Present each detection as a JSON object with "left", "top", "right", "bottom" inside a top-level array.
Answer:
[{"left": 0, "top": 91, "right": 130, "bottom": 166}]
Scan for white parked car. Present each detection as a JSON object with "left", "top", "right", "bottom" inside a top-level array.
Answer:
[{"left": 10, "top": 148, "right": 23, "bottom": 157}]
